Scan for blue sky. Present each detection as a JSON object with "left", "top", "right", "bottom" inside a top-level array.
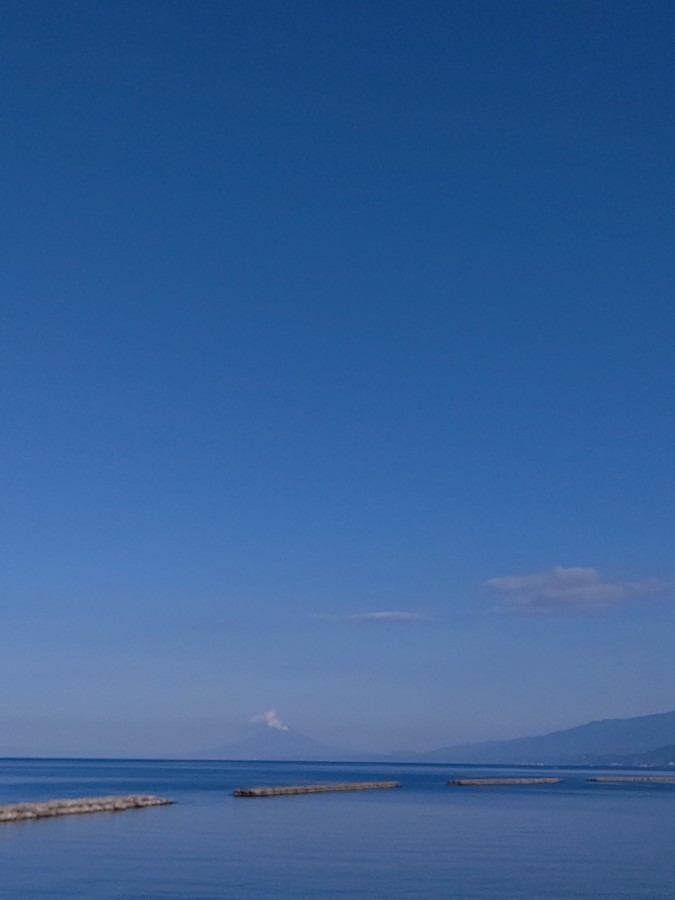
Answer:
[{"left": 2, "top": 0, "right": 675, "bottom": 756}]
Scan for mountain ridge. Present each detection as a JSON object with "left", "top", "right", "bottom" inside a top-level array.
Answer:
[
  {"left": 416, "top": 708, "right": 675, "bottom": 764},
  {"left": 192, "top": 707, "right": 675, "bottom": 766}
]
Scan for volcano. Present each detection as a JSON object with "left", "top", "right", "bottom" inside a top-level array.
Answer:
[{"left": 195, "top": 724, "right": 362, "bottom": 761}]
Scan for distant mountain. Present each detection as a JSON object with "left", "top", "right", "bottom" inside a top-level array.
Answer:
[
  {"left": 574, "top": 744, "right": 675, "bottom": 768},
  {"left": 418, "top": 709, "right": 675, "bottom": 765},
  {"left": 187, "top": 708, "right": 675, "bottom": 766},
  {"left": 193, "top": 724, "right": 365, "bottom": 761}
]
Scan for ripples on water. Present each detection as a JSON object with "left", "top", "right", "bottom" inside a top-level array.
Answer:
[{"left": 1, "top": 759, "right": 674, "bottom": 898}]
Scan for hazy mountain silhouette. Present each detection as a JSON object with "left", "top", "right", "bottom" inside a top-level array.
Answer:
[
  {"left": 566, "top": 743, "right": 675, "bottom": 767},
  {"left": 418, "top": 708, "right": 675, "bottom": 764},
  {"left": 194, "top": 724, "right": 365, "bottom": 761},
  {"left": 188, "top": 708, "right": 675, "bottom": 765}
]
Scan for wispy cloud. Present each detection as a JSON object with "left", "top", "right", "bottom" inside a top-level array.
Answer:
[
  {"left": 485, "top": 565, "right": 673, "bottom": 613},
  {"left": 250, "top": 709, "right": 289, "bottom": 731},
  {"left": 311, "top": 611, "right": 425, "bottom": 623},
  {"left": 348, "top": 611, "right": 425, "bottom": 623}
]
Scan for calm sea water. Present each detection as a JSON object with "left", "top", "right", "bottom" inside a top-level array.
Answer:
[{"left": 1, "top": 758, "right": 674, "bottom": 898}]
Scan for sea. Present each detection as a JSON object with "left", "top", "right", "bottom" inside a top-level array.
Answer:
[{"left": 1, "top": 758, "right": 674, "bottom": 898}]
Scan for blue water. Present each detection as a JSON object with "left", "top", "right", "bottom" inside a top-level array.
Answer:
[{"left": 1, "top": 759, "right": 674, "bottom": 898}]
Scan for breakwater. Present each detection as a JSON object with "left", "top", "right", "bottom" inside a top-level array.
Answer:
[
  {"left": 449, "top": 777, "right": 562, "bottom": 786},
  {"left": 233, "top": 781, "right": 401, "bottom": 797},
  {"left": 587, "top": 776, "right": 675, "bottom": 784},
  {"left": 0, "top": 795, "right": 174, "bottom": 823}
]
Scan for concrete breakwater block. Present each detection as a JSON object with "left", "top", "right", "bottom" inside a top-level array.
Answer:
[
  {"left": 448, "top": 778, "right": 562, "bottom": 786},
  {"left": 587, "top": 776, "right": 675, "bottom": 784},
  {"left": 0, "top": 795, "right": 174, "bottom": 823},
  {"left": 233, "top": 781, "right": 401, "bottom": 797}
]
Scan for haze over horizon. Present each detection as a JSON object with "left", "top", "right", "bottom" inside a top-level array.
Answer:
[{"left": 2, "top": 1, "right": 675, "bottom": 759}]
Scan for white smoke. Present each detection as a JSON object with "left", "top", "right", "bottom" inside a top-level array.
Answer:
[{"left": 251, "top": 709, "right": 289, "bottom": 731}]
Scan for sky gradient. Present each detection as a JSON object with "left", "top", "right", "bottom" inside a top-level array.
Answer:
[{"left": 2, "top": 0, "right": 675, "bottom": 757}]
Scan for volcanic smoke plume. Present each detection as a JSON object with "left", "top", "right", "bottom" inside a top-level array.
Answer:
[{"left": 251, "top": 709, "right": 289, "bottom": 731}]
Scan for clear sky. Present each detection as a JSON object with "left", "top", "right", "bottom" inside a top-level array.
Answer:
[{"left": 2, "top": 0, "right": 675, "bottom": 757}]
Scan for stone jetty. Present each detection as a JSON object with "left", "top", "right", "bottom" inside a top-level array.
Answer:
[
  {"left": 0, "top": 795, "right": 174, "bottom": 823},
  {"left": 587, "top": 775, "right": 675, "bottom": 784},
  {"left": 448, "top": 777, "right": 562, "bottom": 786},
  {"left": 233, "top": 781, "right": 401, "bottom": 797}
]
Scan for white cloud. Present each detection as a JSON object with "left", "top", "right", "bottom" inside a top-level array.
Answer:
[
  {"left": 311, "top": 611, "right": 425, "bottom": 623},
  {"left": 348, "top": 611, "right": 424, "bottom": 623},
  {"left": 250, "top": 709, "right": 289, "bottom": 731},
  {"left": 485, "top": 565, "right": 672, "bottom": 613}
]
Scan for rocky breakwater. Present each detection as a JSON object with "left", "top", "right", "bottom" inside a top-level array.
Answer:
[
  {"left": 587, "top": 776, "right": 675, "bottom": 784},
  {"left": 0, "top": 795, "right": 174, "bottom": 823},
  {"left": 233, "top": 781, "right": 401, "bottom": 797},
  {"left": 449, "top": 777, "right": 562, "bottom": 786}
]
